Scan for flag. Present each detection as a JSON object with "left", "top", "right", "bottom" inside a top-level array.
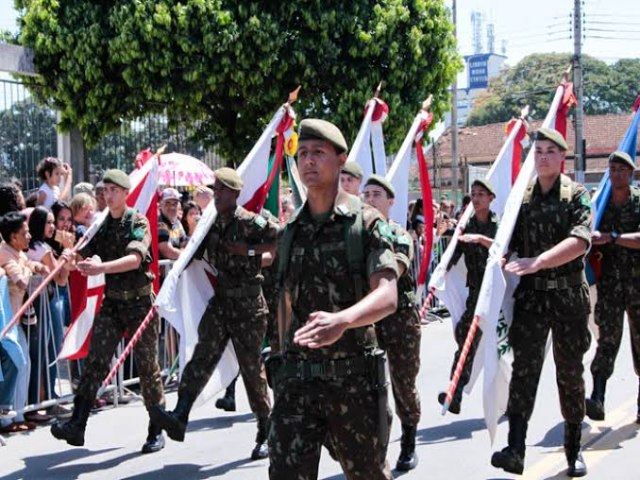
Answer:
[
  {"left": 59, "top": 157, "right": 160, "bottom": 360},
  {"left": 286, "top": 155, "right": 307, "bottom": 209},
  {"left": 155, "top": 100, "right": 296, "bottom": 407},
  {"left": 348, "top": 97, "right": 389, "bottom": 181},
  {"left": 473, "top": 84, "right": 573, "bottom": 442}
]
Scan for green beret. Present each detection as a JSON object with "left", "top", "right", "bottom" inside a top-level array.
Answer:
[
  {"left": 471, "top": 178, "right": 495, "bottom": 196},
  {"left": 341, "top": 161, "right": 364, "bottom": 180},
  {"left": 608, "top": 150, "right": 635, "bottom": 170},
  {"left": 365, "top": 174, "right": 395, "bottom": 198},
  {"left": 214, "top": 167, "right": 243, "bottom": 191},
  {"left": 535, "top": 127, "right": 568, "bottom": 151},
  {"left": 299, "top": 118, "right": 348, "bottom": 153},
  {"left": 102, "top": 169, "right": 131, "bottom": 189}
]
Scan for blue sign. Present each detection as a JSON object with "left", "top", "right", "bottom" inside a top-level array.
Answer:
[{"left": 465, "top": 54, "right": 490, "bottom": 89}]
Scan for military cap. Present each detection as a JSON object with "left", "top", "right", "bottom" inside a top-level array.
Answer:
[
  {"left": 214, "top": 167, "right": 243, "bottom": 191},
  {"left": 535, "top": 127, "right": 568, "bottom": 151},
  {"left": 608, "top": 150, "right": 635, "bottom": 170},
  {"left": 365, "top": 174, "right": 395, "bottom": 198},
  {"left": 471, "top": 178, "right": 495, "bottom": 196},
  {"left": 298, "top": 118, "right": 348, "bottom": 153},
  {"left": 102, "top": 169, "right": 131, "bottom": 189},
  {"left": 341, "top": 161, "right": 364, "bottom": 180},
  {"left": 73, "top": 182, "right": 94, "bottom": 196}
]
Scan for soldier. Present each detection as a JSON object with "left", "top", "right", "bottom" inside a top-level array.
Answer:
[
  {"left": 340, "top": 161, "right": 364, "bottom": 196},
  {"left": 268, "top": 119, "right": 399, "bottom": 480},
  {"left": 586, "top": 151, "right": 640, "bottom": 423},
  {"left": 491, "top": 128, "right": 591, "bottom": 477},
  {"left": 51, "top": 169, "right": 165, "bottom": 454},
  {"left": 438, "top": 178, "right": 498, "bottom": 414},
  {"left": 150, "top": 167, "right": 278, "bottom": 460},
  {"left": 362, "top": 174, "right": 422, "bottom": 471}
]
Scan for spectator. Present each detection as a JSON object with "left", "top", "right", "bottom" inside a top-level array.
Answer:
[
  {"left": 158, "top": 188, "right": 187, "bottom": 260},
  {"left": 194, "top": 185, "right": 213, "bottom": 212},
  {"left": 95, "top": 182, "right": 106, "bottom": 212},
  {"left": 456, "top": 194, "right": 471, "bottom": 220},
  {"left": 0, "top": 266, "right": 20, "bottom": 430},
  {"left": 73, "top": 182, "right": 94, "bottom": 197},
  {"left": 180, "top": 201, "right": 201, "bottom": 240},
  {"left": 70, "top": 193, "right": 96, "bottom": 240},
  {"left": 281, "top": 194, "right": 295, "bottom": 223},
  {"left": 36, "top": 157, "right": 72, "bottom": 208},
  {"left": 0, "top": 183, "right": 26, "bottom": 217}
]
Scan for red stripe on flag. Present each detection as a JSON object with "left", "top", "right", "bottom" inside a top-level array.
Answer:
[{"left": 415, "top": 113, "right": 434, "bottom": 286}]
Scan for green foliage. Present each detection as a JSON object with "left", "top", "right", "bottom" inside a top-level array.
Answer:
[
  {"left": 16, "top": 0, "right": 461, "bottom": 160},
  {"left": 467, "top": 53, "right": 640, "bottom": 126}
]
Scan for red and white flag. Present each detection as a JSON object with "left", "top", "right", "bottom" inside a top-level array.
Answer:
[
  {"left": 155, "top": 100, "right": 296, "bottom": 407},
  {"left": 348, "top": 97, "right": 389, "bottom": 181},
  {"left": 58, "top": 157, "right": 160, "bottom": 360}
]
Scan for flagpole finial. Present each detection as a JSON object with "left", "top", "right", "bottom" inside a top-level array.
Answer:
[
  {"left": 561, "top": 64, "right": 572, "bottom": 85},
  {"left": 422, "top": 95, "right": 434, "bottom": 112},
  {"left": 374, "top": 82, "right": 383, "bottom": 98},
  {"left": 156, "top": 144, "right": 167, "bottom": 156},
  {"left": 521, "top": 105, "right": 530, "bottom": 119},
  {"left": 287, "top": 86, "right": 301, "bottom": 105}
]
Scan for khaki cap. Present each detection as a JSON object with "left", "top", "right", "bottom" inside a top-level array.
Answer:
[
  {"left": 608, "top": 150, "right": 635, "bottom": 170},
  {"left": 73, "top": 182, "right": 94, "bottom": 196},
  {"left": 299, "top": 118, "right": 348, "bottom": 153},
  {"left": 535, "top": 127, "right": 569, "bottom": 151},
  {"left": 214, "top": 167, "right": 243, "bottom": 191},
  {"left": 102, "top": 169, "right": 131, "bottom": 189},
  {"left": 341, "top": 161, "right": 364, "bottom": 180},
  {"left": 471, "top": 178, "right": 496, "bottom": 196},
  {"left": 365, "top": 174, "right": 395, "bottom": 198}
]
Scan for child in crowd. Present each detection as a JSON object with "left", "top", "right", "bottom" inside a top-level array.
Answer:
[{"left": 36, "top": 157, "right": 72, "bottom": 209}]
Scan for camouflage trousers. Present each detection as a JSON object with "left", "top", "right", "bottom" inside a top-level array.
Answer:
[
  {"left": 450, "top": 289, "right": 483, "bottom": 390},
  {"left": 507, "top": 303, "right": 590, "bottom": 423},
  {"left": 376, "top": 306, "right": 422, "bottom": 426},
  {"left": 269, "top": 376, "right": 392, "bottom": 480},
  {"left": 178, "top": 294, "right": 271, "bottom": 419},
  {"left": 76, "top": 295, "right": 164, "bottom": 409},
  {"left": 592, "top": 276, "right": 640, "bottom": 378}
]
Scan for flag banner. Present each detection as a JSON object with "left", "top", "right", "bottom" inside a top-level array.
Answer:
[
  {"left": 59, "top": 157, "right": 159, "bottom": 360},
  {"left": 155, "top": 100, "right": 297, "bottom": 407},
  {"left": 473, "top": 84, "right": 570, "bottom": 443},
  {"left": 348, "top": 97, "right": 389, "bottom": 181},
  {"left": 286, "top": 155, "right": 307, "bottom": 208}
]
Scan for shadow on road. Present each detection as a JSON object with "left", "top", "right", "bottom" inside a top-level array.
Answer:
[
  {"left": 415, "top": 417, "right": 487, "bottom": 444},
  {"left": 187, "top": 412, "right": 255, "bottom": 434},
  {"left": 0, "top": 447, "right": 135, "bottom": 480},
  {"left": 120, "top": 459, "right": 260, "bottom": 479}
]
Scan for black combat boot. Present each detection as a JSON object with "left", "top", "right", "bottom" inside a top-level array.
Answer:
[
  {"left": 585, "top": 374, "right": 606, "bottom": 421},
  {"left": 250, "top": 417, "right": 269, "bottom": 460},
  {"left": 149, "top": 392, "right": 194, "bottom": 442},
  {"left": 564, "top": 422, "right": 587, "bottom": 477},
  {"left": 50, "top": 395, "right": 92, "bottom": 446},
  {"left": 215, "top": 378, "right": 237, "bottom": 412},
  {"left": 396, "top": 424, "right": 419, "bottom": 471},
  {"left": 491, "top": 414, "right": 527, "bottom": 475},
  {"left": 141, "top": 420, "right": 165, "bottom": 454},
  {"left": 438, "top": 384, "right": 463, "bottom": 415}
]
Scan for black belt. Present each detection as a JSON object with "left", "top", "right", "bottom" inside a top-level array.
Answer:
[
  {"left": 280, "top": 356, "right": 370, "bottom": 381},
  {"left": 520, "top": 272, "right": 585, "bottom": 291},
  {"left": 105, "top": 284, "right": 153, "bottom": 301},
  {"left": 601, "top": 267, "right": 640, "bottom": 280},
  {"left": 216, "top": 284, "right": 262, "bottom": 298}
]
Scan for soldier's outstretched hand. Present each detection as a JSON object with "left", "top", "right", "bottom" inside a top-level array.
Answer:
[
  {"left": 504, "top": 256, "right": 542, "bottom": 276},
  {"left": 293, "top": 311, "right": 349, "bottom": 349}
]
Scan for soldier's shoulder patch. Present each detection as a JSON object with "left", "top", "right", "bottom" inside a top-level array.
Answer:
[
  {"left": 254, "top": 215, "right": 267, "bottom": 228},
  {"left": 579, "top": 192, "right": 591, "bottom": 209},
  {"left": 132, "top": 227, "right": 145, "bottom": 240},
  {"left": 396, "top": 233, "right": 411, "bottom": 246},
  {"left": 376, "top": 221, "right": 395, "bottom": 241}
]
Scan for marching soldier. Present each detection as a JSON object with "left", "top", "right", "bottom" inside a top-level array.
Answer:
[
  {"left": 363, "top": 174, "right": 422, "bottom": 471},
  {"left": 340, "top": 161, "right": 364, "bottom": 195},
  {"left": 268, "top": 119, "right": 399, "bottom": 480},
  {"left": 150, "top": 167, "right": 278, "bottom": 460},
  {"left": 586, "top": 151, "right": 640, "bottom": 423},
  {"left": 439, "top": 178, "right": 498, "bottom": 414},
  {"left": 51, "top": 169, "right": 165, "bottom": 454},
  {"left": 491, "top": 128, "right": 591, "bottom": 477}
]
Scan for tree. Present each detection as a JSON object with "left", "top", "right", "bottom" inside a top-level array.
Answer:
[
  {"left": 15, "top": 1, "right": 461, "bottom": 159},
  {"left": 466, "top": 53, "right": 636, "bottom": 126}
]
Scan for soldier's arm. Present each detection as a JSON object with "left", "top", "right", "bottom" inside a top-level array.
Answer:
[
  {"left": 611, "top": 230, "right": 640, "bottom": 249},
  {"left": 393, "top": 229, "right": 413, "bottom": 276}
]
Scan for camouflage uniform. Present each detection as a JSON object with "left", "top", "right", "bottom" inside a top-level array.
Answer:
[
  {"left": 375, "top": 220, "right": 421, "bottom": 427},
  {"left": 447, "top": 212, "right": 499, "bottom": 390},
  {"left": 268, "top": 191, "right": 398, "bottom": 480},
  {"left": 178, "top": 205, "right": 278, "bottom": 420},
  {"left": 591, "top": 187, "right": 640, "bottom": 379},
  {"left": 507, "top": 175, "right": 592, "bottom": 423},
  {"left": 76, "top": 209, "right": 164, "bottom": 409}
]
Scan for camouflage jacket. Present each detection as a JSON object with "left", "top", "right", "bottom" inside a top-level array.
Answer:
[
  {"left": 199, "top": 205, "right": 279, "bottom": 289},
  {"left": 595, "top": 186, "right": 640, "bottom": 279},
  {"left": 449, "top": 211, "right": 499, "bottom": 290},
  {"left": 279, "top": 190, "right": 398, "bottom": 360},
  {"left": 80, "top": 208, "right": 154, "bottom": 291},
  {"left": 388, "top": 220, "right": 417, "bottom": 308}
]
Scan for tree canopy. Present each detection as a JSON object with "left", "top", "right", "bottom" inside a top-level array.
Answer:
[
  {"left": 466, "top": 53, "right": 640, "bottom": 126},
  {"left": 15, "top": 0, "right": 461, "bottom": 159}
]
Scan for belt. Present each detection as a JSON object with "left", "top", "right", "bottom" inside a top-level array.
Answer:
[
  {"left": 520, "top": 272, "right": 585, "bottom": 291},
  {"left": 280, "top": 356, "right": 370, "bottom": 381},
  {"left": 601, "top": 267, "right": 640, "bottom": 280},
  {"left": 105, "top": 284, "right": 153, "bottom": 301},
  {"left": 216, "top": 284, "right": 262, "bottom": 298}
]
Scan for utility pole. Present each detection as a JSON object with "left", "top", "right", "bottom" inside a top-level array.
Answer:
[
  {"left": 573, "top": 0, "right": 585, "bottom": 183},
  {"left": 451, "top": 0, "right": 459, "bottom": 202}
]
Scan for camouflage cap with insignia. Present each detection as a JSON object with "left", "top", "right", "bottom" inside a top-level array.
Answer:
[
  {"left": 608, "top": 150, "right": 635, "bottom": 170},
  {"left": 73, "top": 182, "right": 94, "bottom": 196},
  {"left": 535, "top": 127, "right": 568, "bottom": 151},
  {"left": 342, "top": 161, "right": 364, "bottom": 180},
  {"left": 471, "top": 178, "right": 495, "bottom": 196},
  {"left": 299, "top": 118, "right": 348, "bottom": 153},
  {"left": 102, "top": 169, "right": 131, "bottom": 190},
  {"left": 214, "top": 167, "right": 243, "bottom": 191},
  {"left": 365, "top": 174, "right": 395, "bottom": 198}
]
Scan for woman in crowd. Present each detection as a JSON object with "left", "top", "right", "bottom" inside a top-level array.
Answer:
[{"left": 180, "top": 201, "right": 201, "bottom": 240}]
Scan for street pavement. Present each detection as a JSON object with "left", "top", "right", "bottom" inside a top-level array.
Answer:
[{"left": 1, "top": 314, "right": 639, "bottom": 479}]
